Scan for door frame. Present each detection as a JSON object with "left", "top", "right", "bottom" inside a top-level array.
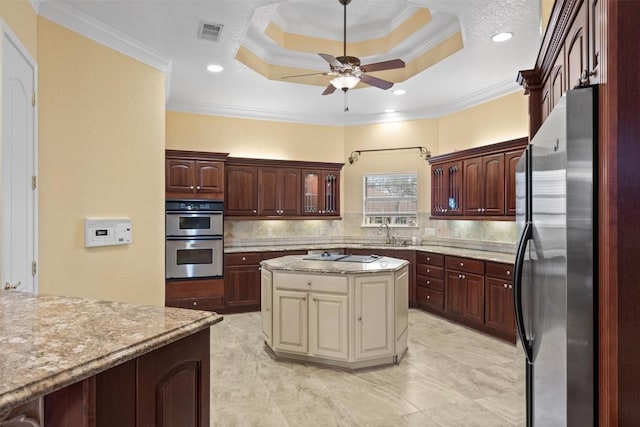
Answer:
[{"left": 1, "top": 19, "right": 38, "bottom": 292}]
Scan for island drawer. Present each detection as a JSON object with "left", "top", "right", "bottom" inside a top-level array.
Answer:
[
  {"left": 416, "top": 252, "right": 444, "bottom": 266},
  {"left": 416, "top": 275, "right": 444, "bottom": 292},
  {"left": 415, "top": 264, "right": 444, "bottom": 279},
  {"left": 274, "top": 272, "right": 348, "bottom": 294},
  {"left": 416, "top": 286, "right": 444, "bottom": 311},
  {"left": 226, "top": 253, "right": 261, "bottom": 265},
  {"left": 445, "top": 256, "right": 484, "bottom": 274},
  {"left": 485, "top": 261, "right": 514, "bottom": 280}
]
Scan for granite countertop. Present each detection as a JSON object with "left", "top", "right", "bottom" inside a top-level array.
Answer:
[
  {"left": 261, "top": 255, "right": 409, "bottom": 274},
  {"left": 0, "top": 291, "right": 223, "bottom": 414},
  {"left": 227, "top": 243, "right": 516, "bottom": 264}
]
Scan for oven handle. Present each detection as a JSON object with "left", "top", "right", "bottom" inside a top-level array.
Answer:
[
  {"left": 165, "top": 211, "right": 223, "bottom": 215},
  {"left": 165, "top": 236, "right": 223, "bottom": 241}
]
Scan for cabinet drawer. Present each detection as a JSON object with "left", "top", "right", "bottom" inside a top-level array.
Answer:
[
  {"left": 416, "top": 252, "right": 444, "bottom": 266},
  {"left": 274, "top": 272, "right": 348, "bottom": 294},
  {"left": 225, "top": 252, "right": 261, "bottom": 265},
  {"left": 416, "top": 264, "right": 444, "bottom": 279},
  {"left": 485, "top": 261, "right": 514, "bottom": 280},
  {"left": 416, "top": 286, "right": 444, "bottom": 311},
  {"left": 166, "top": 278, "right": 224, "bottom": 300},
  {"left": 445, "top": 256, "right": 484, "bottom": 274},
  {"left": 416, "top": 275, "right": 444, "bottom": 292},
  {"left": 261, "top": 250, "right": 307, "bottom": 260},
  {"left": 166, "top": 296, "right": 224, "bottom": 311}
]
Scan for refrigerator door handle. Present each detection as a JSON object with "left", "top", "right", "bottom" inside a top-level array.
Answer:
[{"left": 514, "top": 221, "right": 533, "bottom": 363}]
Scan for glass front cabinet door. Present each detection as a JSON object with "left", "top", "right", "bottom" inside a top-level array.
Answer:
[{"left": 302, "top": 170, "right": 340, "bottom": 216}]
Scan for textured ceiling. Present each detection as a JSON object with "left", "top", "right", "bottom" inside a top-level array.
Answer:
[{"left": 45, "top": 0, "right": 542, "bottom": 125}]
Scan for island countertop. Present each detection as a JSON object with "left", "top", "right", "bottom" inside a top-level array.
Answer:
[
  {"left": 260, "top": 254, "right": 409, "bottom": 274},
  {"left": 0, "top": 291, "right": 223, "bottom": 414}
]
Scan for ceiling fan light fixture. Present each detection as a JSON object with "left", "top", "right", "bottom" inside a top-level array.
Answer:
[{"left": 330, "top": 74, "right": 360, "bottom": 90}]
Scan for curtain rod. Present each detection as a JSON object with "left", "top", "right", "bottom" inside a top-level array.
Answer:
[{"left": 348, "top": 146, "right": 431, "bottom": 164}]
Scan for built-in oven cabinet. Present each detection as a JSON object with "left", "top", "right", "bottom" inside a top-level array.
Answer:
[{"left": 165, "top": 150, "right": 228, "bottom": 200}]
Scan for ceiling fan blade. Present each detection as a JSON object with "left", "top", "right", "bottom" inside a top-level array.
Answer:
[
  {"left": 319, "top": 53, "right": 344, "bottom": 68},
  {"left": 281, "top": 72, "right": 328, "bottom": 79},
  {"left": 360, "top": 74, "right": 394, "bottom": 90},
  {"left": 361, "top": 59, "right": 406, "bottom": 73},
  {"left": 322, "top": 84, "right": 337, "bottom": 95}
]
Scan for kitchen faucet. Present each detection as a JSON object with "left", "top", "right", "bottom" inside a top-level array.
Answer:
[{"left": 379, "top": 223, "right": 393, "bottom": 244}]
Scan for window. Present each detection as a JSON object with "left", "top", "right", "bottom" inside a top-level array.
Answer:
[{"left": 363, "top": 173, "right": 418, "bottom": 226}]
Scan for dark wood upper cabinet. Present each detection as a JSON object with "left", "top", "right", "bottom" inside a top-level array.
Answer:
[
  {"left": 258, "top": 167, "right": 301, "bottom": 217},
  {"left": 430, "top": 138, "right": 526, "bottom": 220},
  {"left": 225, "top": 165, "right": 259, "bottom": 216},
  {"left": 165, "top": 150, "right": 228, "bottom": 200},
  {"left": 431, "top": 160, "right": 463, "bottom": 216},
  {"left": 505, "top": 150, "right": 523, "bottom": 216},
  {"left": 565, "top": 3, "right": 588, "bottom": 91},
  {"left": 225, "top": 157, "right": 342, "bottom": 219}
]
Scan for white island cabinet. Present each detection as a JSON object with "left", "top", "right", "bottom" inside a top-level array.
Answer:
[{"left": 261, "top": 255, "right": 409, "bottom": 370}]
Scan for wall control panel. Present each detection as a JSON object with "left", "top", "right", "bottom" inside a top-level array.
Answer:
[{"left": 85, "top": 218, "right": 132, "bottom": 248}]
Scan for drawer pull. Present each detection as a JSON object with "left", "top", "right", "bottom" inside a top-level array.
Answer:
[
  {"left": 307, "top": 281, "right": 312, "bottom": 286},
  {"left": 242, "top": 256, "right": 246, "bottom": 261},
  {"left": 427, "top": 257, "right": 431, "bottom": 261},
  {"left": 358, "top": 317, "right": 362, "bottom": 321},
  {"left": 427, "top": 269, "right": 430, "bottom": 273},
  {"left": 427, "top": 280, "right": 430, "bottom": 285},
  {"left": 426, "top": 295, "right": 431, "bottom": 300},
  {"left": 460, "top": 262, "right": 464, "bottom": 267},
  {"left": 193, "top": 302, "right": 197, "bottom": 306},
  {"left": 506, "top": 270, "right": 511, "bottom": 276}
]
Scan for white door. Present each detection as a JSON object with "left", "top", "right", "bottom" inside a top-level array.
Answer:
[
  {"left": 355, "top": 274, "right": 393, "bottom": 359},
  {"left": 273, "top": 289, "right": 308, "bottom": 354},
  {"left": 2, "top": 24, "right": 37, "bottom": 293},
  {"left": 309, "top": 292, "right": 348, "bottom": 360}
]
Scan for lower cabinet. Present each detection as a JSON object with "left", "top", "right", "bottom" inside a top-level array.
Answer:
[
  {"left": 224, "top": 252, "right": 262, "bottom": 311},
  {"left": 484, "top": 261, "right": 516, "bottom": 340},
  {"left": 354, "top": 274, "right": 394, "bottom": 360},
  {"left": 445, "top": 256, "right": 485, "bottom": 326},
  {"left": 44, "top": 329, "right": 210, "bottom": 427},
  {"left": 165, "top": 278, "right": 224, "bottom": 311},
  {"left": 264, "top": 266, "right": 408, "bottom": 369}
]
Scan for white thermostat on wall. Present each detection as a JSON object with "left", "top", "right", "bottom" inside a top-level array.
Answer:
[{"left": 85, "top": 218, "right": 132, "bottom": 247}]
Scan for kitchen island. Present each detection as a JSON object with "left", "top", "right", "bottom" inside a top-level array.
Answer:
[
  {"left": 0, "top": 290, "right": 222, "bottom": 426},
  {"left": 261, "top": 255, "right": 409, "bottom": 370}
]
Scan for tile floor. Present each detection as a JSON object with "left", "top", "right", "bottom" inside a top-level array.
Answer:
[{"left": 210, "top": 309, "right": 525, "bottom": 427}]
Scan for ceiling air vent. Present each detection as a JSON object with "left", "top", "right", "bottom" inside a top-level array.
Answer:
[{"left": 198, "top": 22, "right": 224, "bottom": 42}]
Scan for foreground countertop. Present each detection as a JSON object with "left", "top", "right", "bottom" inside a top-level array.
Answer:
[
  {"left": 228, "top": 243, "right": 515, "bottom": 264},
  {"left": 0, "top": 291, "right": 223, "bottom": 413},
  {"left": 261, "top": 255, "right": 409, "bottom": 274}
]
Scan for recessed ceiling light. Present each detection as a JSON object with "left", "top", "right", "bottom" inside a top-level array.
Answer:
[
  {"left": 206, "top": 64, "right": 224, "bottom": 73},
  {"left": 492, "top": 32, "right": 513, "bottom": 42},
  {"left": 393, "top": 89, "right": 406, "bottom": 96},
  {"left": 384, "top": 108, "right": 396, "bottom": 113}
]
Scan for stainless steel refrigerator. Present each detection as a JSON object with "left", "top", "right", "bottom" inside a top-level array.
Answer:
[{"left": 514, "top": 85, "right": 597, "bottom": 426}]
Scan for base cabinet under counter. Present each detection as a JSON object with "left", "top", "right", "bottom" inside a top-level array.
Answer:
[{"left": 261, "top": 258, "right": 409, "bottom": 370}]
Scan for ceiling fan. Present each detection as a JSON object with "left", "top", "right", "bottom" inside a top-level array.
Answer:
[{"left": 281, "top": 0, "right": 406, "bottom": 108}]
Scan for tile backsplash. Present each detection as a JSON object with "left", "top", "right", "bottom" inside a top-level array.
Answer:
[{"left": 225, "top": 212, "right": 517, "bottom": 253}]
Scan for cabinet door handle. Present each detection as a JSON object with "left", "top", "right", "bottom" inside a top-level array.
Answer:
[
  {"left": 190, "top": 185, "right": 194, "bottom": 190},
  {"left": 460, "top": 262, "right": 464, "bottom": 267},
  {"left": 458, "top": 274, "right": 462, "bottom": 279},
  {"left": 427, "top": 280, "right": 430, "bottom": 285},
  {"left": 508, "top": 284, "right": 513, "bottom": 289},
  {"left": 302, "top": 296, "right": 306, "bottom": 301},
  {"left": 313, "top": 297, "right": 317, "bottom": 302},
  {"left": 426, "top": 269, "right": 430, "bottom": 273},
  {"left": 358, "top": 317, "right": 362, "bottom": 321},
  {"left": 307, "top": 281, "right": 312, "bottom": 286},
  {"left": 462, "top": 274, "right": 466, "bottom": 279},
  {"left": 253, "top": 210, "right": 257, "bottom": 213},
  {"left": 506, "top": 270, "right": 511, "bottom": 276},
  {"left": 196, "top": 185, "right": 201, "bottom": 190},
  {"left": 504, "top": 283, "right": 508, "bottom": 288},
  {"left": 426, "top": 295, "right": 431, "bottom": 300}
]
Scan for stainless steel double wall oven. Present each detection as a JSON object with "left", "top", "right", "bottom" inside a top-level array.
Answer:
[{"left": 165, "top": 200, "right": 224, "bottom": 279}]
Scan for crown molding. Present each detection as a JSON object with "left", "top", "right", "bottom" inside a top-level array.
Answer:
[
  {"left": 166, "top": 78, "right": 520, "bottom": 127},
  {"left": 38, "top": 1, "right": 173, "bottom": 85},
  {"left": 29, "top": 0, "right": 43, "bottom": 13}
]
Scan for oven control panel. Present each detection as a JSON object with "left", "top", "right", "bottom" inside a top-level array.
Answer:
[{"left": 85, "top": 218, "right": 132, "bottom": 247}]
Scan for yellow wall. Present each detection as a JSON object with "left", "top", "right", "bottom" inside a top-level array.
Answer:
[
  {"left": 437, "top": 91, "right": 528, "bottom": 153},
  {"left": 0, "top": 0, "right": 37, "bottom": 58},
  {"left": 166, "top": 112, "right": 344, "bottom": 162},
  {"left": 38, "top": 18, "right": 165, "bottom": 305},
  {"left": 343, "top": 120, "right": 439, "bottom": 214}
]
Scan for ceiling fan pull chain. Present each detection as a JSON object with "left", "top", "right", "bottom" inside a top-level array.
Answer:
[{"left": 344, "top": 89, "right": 350, "bottom": 112}]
